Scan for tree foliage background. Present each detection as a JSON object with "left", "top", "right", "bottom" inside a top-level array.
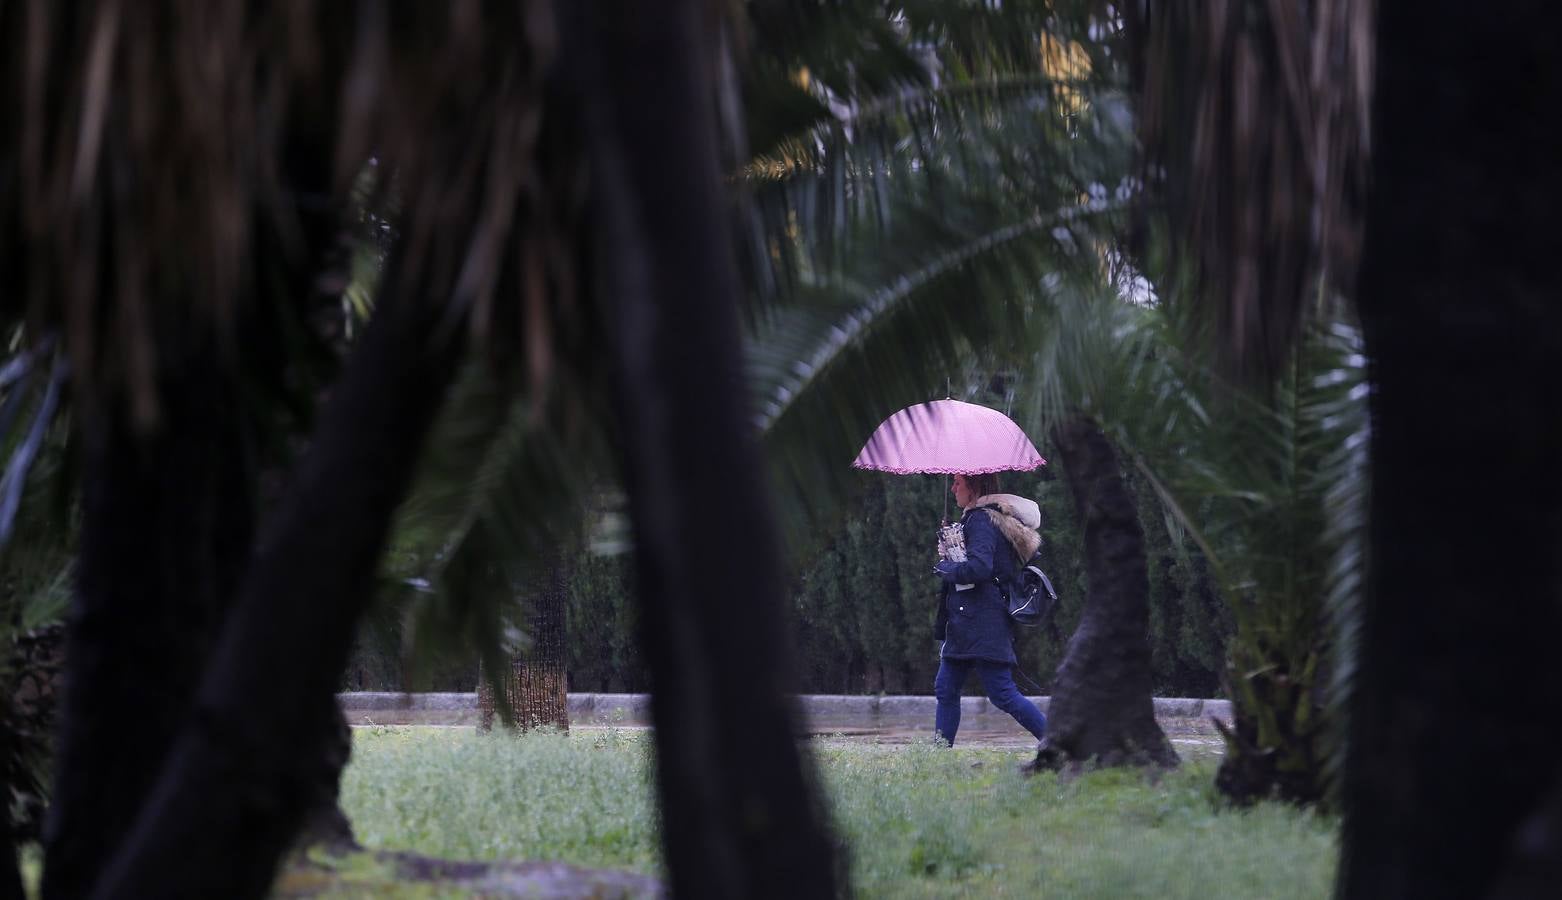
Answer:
[{"left": 341, "top": 397, "right": 1233, "bottom": 700}]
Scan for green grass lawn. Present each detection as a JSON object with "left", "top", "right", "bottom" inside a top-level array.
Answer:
[{"left": 333, "top": 726, "right": 1337, "bottom": 898}]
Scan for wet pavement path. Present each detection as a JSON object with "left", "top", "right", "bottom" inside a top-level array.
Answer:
[{"left": 340, "top": 692, "right": 1229, "bottom": 759}]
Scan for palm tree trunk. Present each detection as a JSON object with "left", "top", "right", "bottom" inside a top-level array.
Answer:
[
  {"left": 0, "top": 624, "right": 61, "bottom": 900},
  {"left": 1339, "top": 4, "right": 1562, "bottom": 896},
  {"left": 290, "top": 698, "right": 358, "bottom": 850},
  {"left": 479, "top": 556, "right": 570, "bottom": 733},
  {"left": 1032, "top": 417, "right": 1177, "bottom": 770},
  {"left": 86, "top": 266, "right": 464, "bottom": 898},
  {"left": 562, "top": 2, "right": 839, "bottom": 896},
  {"left": 41, "top": 120, "right": 359, "bottom": 892},
  {"left": 42, "top": 347, "right": 253, "bottom": 899}
]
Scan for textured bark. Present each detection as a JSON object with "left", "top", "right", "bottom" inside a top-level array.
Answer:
[
  {"left": 479, "top": 559, "right": 570, "bottom": 733},
  {"left": 43, "top": 345, "right": 254, "bottom": 900},
  {"left": 0, "top": 627, "right": 56, "bottom": 900},
  {"left": 1338, "top": 4, "right": 1562, "bottom": 897},
  {"left": 563, "top": 2, "right": 840, "bottom": 896},
  {"left": 1212, "top": 689, "right": 1327, "bottom": 807},
  {"left": 16, "top": 4, "right": 553, "bottom": 893},
  {"left": 40, "top": 121, "right": 358, "bottom": 897},
  {"left": 1030, "top": 418, "right": 1177, "bottom": 771},
  {"left": 291, "top": 699, "right": 359, "bottom": 851},
  {"left": 3, "top": 635, "right": 62, "bottom": 892},
  {"left": 89, "top": 269, "right": 463, "bottom": 898}
]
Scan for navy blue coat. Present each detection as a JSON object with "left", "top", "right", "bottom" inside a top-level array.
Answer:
[{"left": 933, "top": 506, "right": 1019, "bottom": 665}]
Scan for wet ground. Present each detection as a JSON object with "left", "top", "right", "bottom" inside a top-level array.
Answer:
[
  {"left": 804, "top": 715, "right": 1227, "bottom": 759},
  {"left": 345, "top": 710, "right": 1226, "bottom": 759}
]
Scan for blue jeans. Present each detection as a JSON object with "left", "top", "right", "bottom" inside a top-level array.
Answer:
[{"left": 933, "top": 658, "right": 1048, "bottom": 746}]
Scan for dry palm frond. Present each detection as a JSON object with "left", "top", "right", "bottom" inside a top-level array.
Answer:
[
  {"left": 1126, "top": 0, "right": 1374, "bottom": 380},
  {"left": 0, "top": 1, "right": 568, "bottom": 429}
]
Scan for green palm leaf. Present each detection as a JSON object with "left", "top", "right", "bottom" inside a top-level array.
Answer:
[
  {"left": 1067, "top": 295, "right": 1368, "bottom": 806},
  {"left": 746, "top": 75, "right": 1137, "bottom": 537},
  {"left": 386, "top": 352, "right": 616, "bottom": 712}
]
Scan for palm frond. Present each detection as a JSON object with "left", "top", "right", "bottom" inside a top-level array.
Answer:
[
  {"left": 956, "top": 245, "right": 1364, "bottom": 805},
  {"left": 897, "top": 0, "right": 1122, "bottom": 79},
  {"left": 753, "top": 184, "right": 1127, "bottom": 541},
  {"left": 748, "top": 85, "right": 1134, "bottom": 299},
  {"left": 0, "top": 340, "right": 74, "bottom": 837},
  {"left": 386, "top": 351, "right": 616, "bottom": 715},
  {"left": 735, "top": 0, "right": 1368, "bottom": 807},
  {"left": 738, "top": 0, "right": 1133, "bottom": 309},
  {"left": 0, "top": 341, "right": 67, "bottom": 550},
  {"left": 750, "top": 74, "right": 1101, "bottom": 179},
  {"left": 1, "top": 3, "right": 557, "bottom": 423},
  {"left": 1064, "top": 290, "right": 1367, "bottom": 805},
  {"left": 1125, "top": 1, "right": 1373, "bottom": 379},
  {"left": 742, "top": 3, "right": 1140, "bottom": 541},
  {"left": 754, "top": 199, "right": 1122, "bottom": 430},
  {"left": 741, "top": 0, "right": 932, "bottom": 161},
  {"left": 1312, "top": 321, "right": 1370, "bottom": 808}
]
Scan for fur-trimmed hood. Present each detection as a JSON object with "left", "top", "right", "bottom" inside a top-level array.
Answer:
[{"left": 970, "top": 493, "right": 1041, "bottom": 561}]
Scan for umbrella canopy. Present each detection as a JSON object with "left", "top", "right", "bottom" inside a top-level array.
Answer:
[{"left": 851, "top": 399, "right": 1046, "bottom": 475}]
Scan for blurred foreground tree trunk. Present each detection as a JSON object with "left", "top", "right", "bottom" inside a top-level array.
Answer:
[
  {"left": 86, "top": 258, "right": 466, "bottom": 898},
  {"left": 5, "top": 1, "right": 836, "bottom": 895},
  {"left": 9, "top": 4, "right": 528, "bottom": 892},
  {"left": 1340, "top": 4, "right": 1562, "bottom": 897},
  {"left": 42, "top": 352, "right": 253, "bottom": 899},
  {"left": 35, "top": 74, "right": 361, "bottom": 891},
  {"left": 563, "top": 2, "right": 840, "bottom": 897},
  {"left": 1031, "top": 417, "right": 1177, "bottom": 770}
]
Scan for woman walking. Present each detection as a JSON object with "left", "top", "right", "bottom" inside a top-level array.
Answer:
[{"left": 932, "top": 473, "right": 1049, "bottom": 747}]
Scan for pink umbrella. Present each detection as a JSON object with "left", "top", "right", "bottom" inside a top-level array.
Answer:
[{"left": 851, "top": 399, "right": 1046, "bottom": 475}]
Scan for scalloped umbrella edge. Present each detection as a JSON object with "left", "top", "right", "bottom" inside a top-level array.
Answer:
[{"left": 851, "top": 398, "right": 1046, "bottom": 475}]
